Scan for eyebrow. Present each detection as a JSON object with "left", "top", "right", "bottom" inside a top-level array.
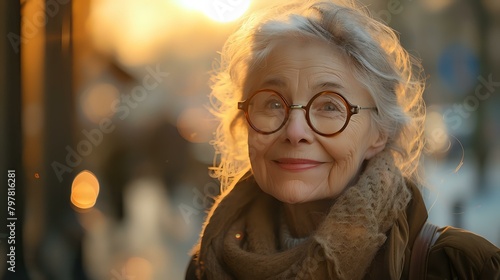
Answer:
[
  {"left": 316, "top": 82, "right": 345, "bottom": 91},
  {"left": 260, "top": 77, "right": 288, "bottom": 88},
  {"left": 260, "top": 79, "right": 345, "bottom": 91}
]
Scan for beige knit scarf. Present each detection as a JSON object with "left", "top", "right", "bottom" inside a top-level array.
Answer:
[{"left": 193, "top": 149, "right": 412, "bottom": 279}]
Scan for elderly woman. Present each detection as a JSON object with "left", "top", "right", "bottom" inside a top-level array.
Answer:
[{"left": 186, "top": 0, "right": 500, "bottom": 279}]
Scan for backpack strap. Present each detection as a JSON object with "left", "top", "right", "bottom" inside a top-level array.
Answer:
[{"left": 409, "top": 222, "right": 441, "bottom": 280}]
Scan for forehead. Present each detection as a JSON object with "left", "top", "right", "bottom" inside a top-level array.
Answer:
[
  {"left": 244, "top": 37, "right": 368, "bottom": 102},
  {"left": 257, "top": 37, "right": 349, "bottom": 75}
]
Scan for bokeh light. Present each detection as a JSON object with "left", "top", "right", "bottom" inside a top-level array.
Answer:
[
  {"left": 424, "top": 107, "right": 451, "bottom": 156},
  {"left": 177, "top": 106, "right": 218, "bottom": 143},
  {"left": 81, "top": 83, "right": 120, "bottom": 124},
  {"left": 123, "top": 257, "right": 154, "bottom": 280},
  {"left": 71, "top": 170, "right": 100, "bottom": 210}
]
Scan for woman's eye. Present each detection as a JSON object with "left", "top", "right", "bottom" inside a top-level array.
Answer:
[
  {"left": 266, "top": 100, "right": 283, "bottom": 109},
  {"left": 321, "top": 102, "right": 339, "bottom": 111}
]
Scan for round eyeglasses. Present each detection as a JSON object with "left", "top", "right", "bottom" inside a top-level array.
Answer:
[{"left": 237, "top": 89, "right": 377, "bottom": 137}]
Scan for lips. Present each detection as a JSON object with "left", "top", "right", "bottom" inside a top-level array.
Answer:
[{"left": 273, "top": 158, "right": 323, "bottom": 171}]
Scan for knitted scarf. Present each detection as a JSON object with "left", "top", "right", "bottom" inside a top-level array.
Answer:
[{"left": 193, "top": 149, "right": 412, "bottom": 279}]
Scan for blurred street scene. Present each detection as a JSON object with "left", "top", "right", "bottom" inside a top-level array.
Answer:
[{"left": 1, "top": 0, "right": 499, "bottom": 279}]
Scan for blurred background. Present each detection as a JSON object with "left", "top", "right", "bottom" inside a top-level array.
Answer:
[{"left": 0, "top": 0, "right": 499, "bottom": 279}]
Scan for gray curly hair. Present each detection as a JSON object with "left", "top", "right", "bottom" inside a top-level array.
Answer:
[{"left": 208, "top": 0, "right": 426, "bottom": 192}]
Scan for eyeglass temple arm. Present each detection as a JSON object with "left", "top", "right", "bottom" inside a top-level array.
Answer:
[{"left": 351, "top": 106, "right": 378, "bottom": 114}]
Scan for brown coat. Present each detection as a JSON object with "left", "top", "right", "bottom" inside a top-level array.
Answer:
[
  {"left": 364, "top": 184, "right": 500, "bottom": 279},
  {"left": 186, "top": 184, "right": 500, "bottom": 279}
]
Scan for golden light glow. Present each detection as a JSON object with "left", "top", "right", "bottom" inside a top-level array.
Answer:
[
  {"left": 71, "top": 170, "right": 100, "bottom": 209},
  {"left": 202, "top": 0, "right": 251, "bottom": 22},
  {"left": 89, "top": 0, "right": 248, "bottom": 66},
  {"left": 88, "top": 0, "right": 174, "bottom": 66},
  {"left": 175, "top": 0, "right": 202, "bottom": 10},
  {"left": 23, "top": 103, "right": 44, "bottom": 137},
  {"left": 176, "top": 0, "right": 251, "bottom": 22}
]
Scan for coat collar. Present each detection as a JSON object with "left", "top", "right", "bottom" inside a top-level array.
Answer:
[{"left": 364, "top": 182, "right": 428, "bottom": 279}]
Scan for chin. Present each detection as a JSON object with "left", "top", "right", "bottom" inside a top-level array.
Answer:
[
  {"left": 257, "top": 178, "right": 321, "bottom": 204},
  {"left": 276, "top": 196, "right": 304, "bottom": 204},
  {"left": 271, "top": 188, "right": 313, "bottom": 204}
]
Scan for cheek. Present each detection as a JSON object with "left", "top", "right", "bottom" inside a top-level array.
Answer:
[
  {"left": 322, "top": 136, "right": 360, "bottom": 161},
  {"left": 247, "top": 132, "right": 277, "bottom": 194},
  {"left": 343, "top": 120, "right": 374, "bottom": 152},
  {"left": 320, "top": 134, "right": 366, "bottom": 198},
  {"left": 248, "top": 131, "right": 274, "bottom": 163},
  {"left": 321, "top": 121, "right": 373, "bottom": 167}
]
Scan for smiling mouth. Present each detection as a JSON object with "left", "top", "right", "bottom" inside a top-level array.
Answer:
[{"left": 272, "top": 158, "right": 323, "bottom": 171}]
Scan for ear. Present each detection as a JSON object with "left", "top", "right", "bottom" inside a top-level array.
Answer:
[{"left": 364, "top": 131, "right": 388, "bottom": 160}]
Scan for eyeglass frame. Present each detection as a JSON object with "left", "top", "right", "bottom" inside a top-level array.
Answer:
[{"left": 237, "top": 89, "right": 378, "bottom": 137}]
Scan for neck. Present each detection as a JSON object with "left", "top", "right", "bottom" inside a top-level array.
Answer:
[{"left": 281, "top": 199, "right": 332, "bottom": 238}]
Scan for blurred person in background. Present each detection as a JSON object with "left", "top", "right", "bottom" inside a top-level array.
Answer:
[{"left": 186, "top": 0, "right": 500, "bottom": 279}]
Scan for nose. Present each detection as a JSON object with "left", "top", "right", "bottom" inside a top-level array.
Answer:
[{"left": 283, "top": 107, "right": 314, "bottom": 145}]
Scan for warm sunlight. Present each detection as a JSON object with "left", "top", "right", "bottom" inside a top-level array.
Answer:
[
  {"left": 88, "top": 0, "right": 174, "bottom": 66},
  {"left": 176, "top": 0, "right": 251, "bottom": 22},
  {"left": 174, "top": 0, "right": 202, "bottom": 10}
]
